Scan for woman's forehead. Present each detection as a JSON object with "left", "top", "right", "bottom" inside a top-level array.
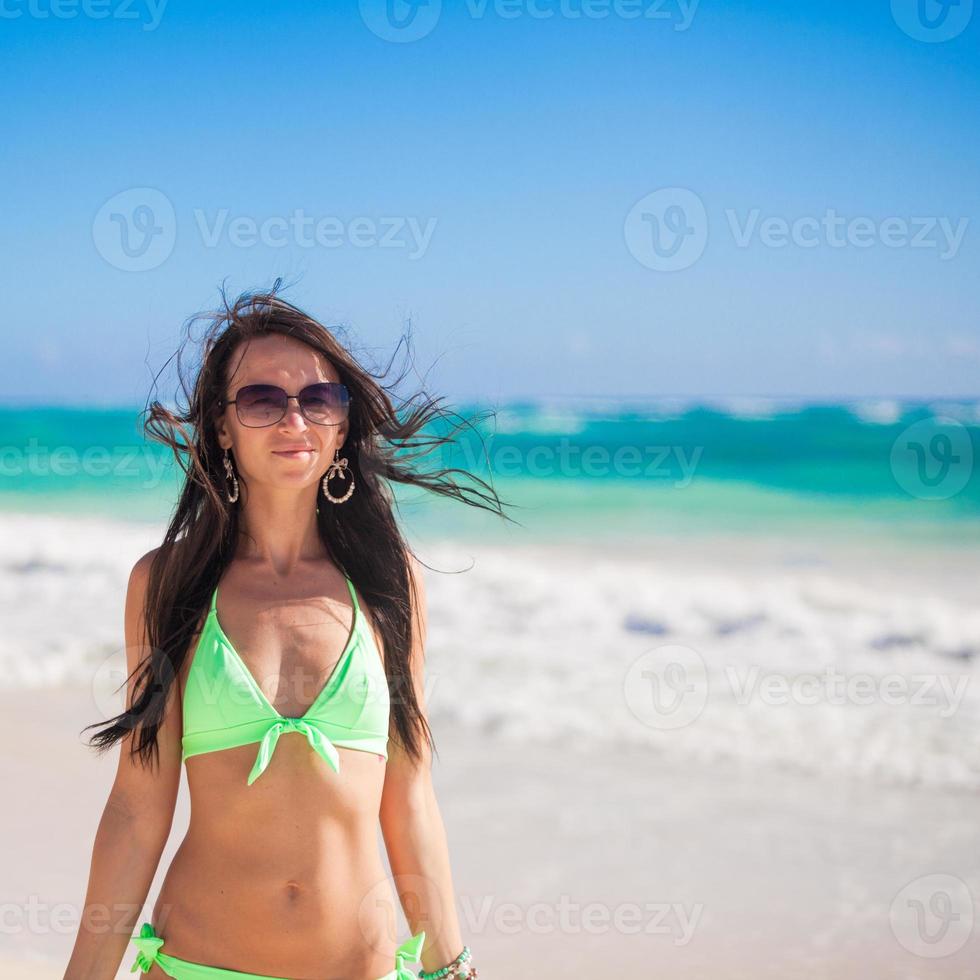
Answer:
[{"left": 227, "top": 334, "right": 339, "bottom": 386}]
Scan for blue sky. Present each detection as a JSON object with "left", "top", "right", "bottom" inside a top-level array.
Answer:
[{"left": 2, "top": 0, "right": 978, "bottom": 406}]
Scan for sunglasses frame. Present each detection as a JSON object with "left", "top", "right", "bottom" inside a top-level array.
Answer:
[{"left": 220, "top": 382, "right": 352, "bottom": 428}]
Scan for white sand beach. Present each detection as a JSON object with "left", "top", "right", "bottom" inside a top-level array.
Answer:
[
  {"left": 2, "top": 685, "right": 978, "bottom": 979},
  {"left": 2, "top": 513, "right": 979, "bottom": 977}
]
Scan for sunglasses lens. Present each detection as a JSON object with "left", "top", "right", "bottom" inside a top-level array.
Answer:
[
  {"left": 235, "top": 385, "right": 288, "bottom": 426},
  {"left": 300, "top": 383, "right": 350, "bottom": 424}
]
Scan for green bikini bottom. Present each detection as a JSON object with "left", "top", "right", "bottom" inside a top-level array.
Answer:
[{"left": 130, "top": 922, "right": 426, "bottom": 980}]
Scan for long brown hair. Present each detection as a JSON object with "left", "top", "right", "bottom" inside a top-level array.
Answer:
[{"left": 83, "top": 279, "right": 516, "bottom": 770}]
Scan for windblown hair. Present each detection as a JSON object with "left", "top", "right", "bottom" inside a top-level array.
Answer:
[{"left": 82, "top": 279, "right": 516, "bottom": 770}]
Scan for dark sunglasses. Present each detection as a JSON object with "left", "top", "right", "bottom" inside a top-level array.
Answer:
[{"left": 220, "top": 382, "right": 351, "bottom": 428}]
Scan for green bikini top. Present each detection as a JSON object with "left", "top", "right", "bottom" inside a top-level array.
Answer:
[{"left": 181, "top": 576, "right": 390, "bottom": 784}]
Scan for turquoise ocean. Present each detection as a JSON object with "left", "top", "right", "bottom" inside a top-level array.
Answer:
[{"left": 2, "top": 397, "right": 979, "bottom": 544}]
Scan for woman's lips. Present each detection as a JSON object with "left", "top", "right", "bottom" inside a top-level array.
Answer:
[{"left": 272, "top": 449, "right": 315, "bottom": 459}]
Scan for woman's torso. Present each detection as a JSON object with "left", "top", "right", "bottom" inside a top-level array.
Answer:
[{"left": 148, "top": 562, "right": 398, "bottom": 979}]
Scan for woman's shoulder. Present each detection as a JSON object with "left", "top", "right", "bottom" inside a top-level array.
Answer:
[
  {"left": 125, "top": 548, "right": 160, "bottom": 620},
  {"left": 129, "top": 546, "right": 161, "bottom": 582},
  {"left": 127, "top": 542, "right": 208, "bottom": 632},
  {"left": 129, "top": 539, "right": 197, "bottom": 585}
]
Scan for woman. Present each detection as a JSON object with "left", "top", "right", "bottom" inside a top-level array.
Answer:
[{"left": 65, "top": 284, "right": 511, "bottom": 980}]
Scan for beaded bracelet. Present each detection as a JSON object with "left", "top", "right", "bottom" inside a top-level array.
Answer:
[{"left": 417, "top": 944, "right": 477, "bottom": 979}]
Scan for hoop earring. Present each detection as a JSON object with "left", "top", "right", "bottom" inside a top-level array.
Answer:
[
  {"left": 223, "top": 448, "right": 240, "bottom": 503},
  {"left": 322, "top": 449, "right": 355, "bottom": 504}
]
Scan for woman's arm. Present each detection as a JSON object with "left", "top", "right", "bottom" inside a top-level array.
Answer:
[
  {"left": 379, "top": 556, "right": 466, "bottom": 973},
  {"left": 63, "top": 550, "right": 183, "bottom": 980}
]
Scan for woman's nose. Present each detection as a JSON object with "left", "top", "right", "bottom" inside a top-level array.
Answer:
[{"left": 279, "top": 399, "right": 309, "bottom": 429}]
